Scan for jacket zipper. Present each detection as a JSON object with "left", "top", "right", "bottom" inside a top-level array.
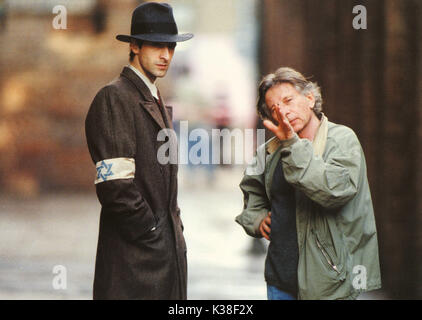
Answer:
[{"left": 315, "top": 237, "right": 341, "bottom": 274}]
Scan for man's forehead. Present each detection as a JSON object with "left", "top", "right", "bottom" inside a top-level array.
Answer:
[{"left": 267, "top": 83, "right": 297, "bottom": 99}]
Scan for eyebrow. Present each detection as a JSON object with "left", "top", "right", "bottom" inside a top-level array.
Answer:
[{"left": 270, "top": 96, "right": 292, "bottom": 108}]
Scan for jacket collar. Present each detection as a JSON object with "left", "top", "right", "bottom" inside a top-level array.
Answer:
[
  {"left": 127, "top": 64, "right": 159, "bottom": 100},
  {"left": 266, "top": 113, "right": 328, "bottom": 156},
  {"left": 120, "top": 66, "right": 172, "bottom": 130},
  {"left": 121, "top": 66, "right": 155, "bottom": 101},
  {"left": 312, "top": 114, "right": 328, "bottom": 157}
]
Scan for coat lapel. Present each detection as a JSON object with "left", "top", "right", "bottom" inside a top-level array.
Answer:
[
  {"left": 120, "top": 66, "right": 167, "bottom": 130},
  {"left": 157, "top": 91, "right": 178, "bottom": 210},
  {"left": 143, "top": 101, "right": 167, "bottom": 129},
  {"left": 121, "top": 66, "right": 178, "bottom": 211}
]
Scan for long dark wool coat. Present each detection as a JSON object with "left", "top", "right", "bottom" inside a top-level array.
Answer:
[{"left": 85, "top": 66, "right": 187, "bottom": 300}]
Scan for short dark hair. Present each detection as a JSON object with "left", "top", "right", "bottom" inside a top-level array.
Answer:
[{"left": 129, "top": 39, "right": 143, "bottom": 62}]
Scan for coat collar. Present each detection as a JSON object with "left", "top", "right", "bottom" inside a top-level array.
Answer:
[
  {"left": 312, "top": 114, "right": 328, "bottom": 157},
  {"left": 121, "top": 66, "right": 155, "bottom": 101},
  {"left": 127, "top": 64, "right": 159, "bottom": 99},
  {"left": 120, "top": 66, "right": 173, "bottom": 130}
]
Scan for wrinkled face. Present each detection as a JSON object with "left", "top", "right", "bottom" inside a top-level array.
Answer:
[
  {"left": 131, "top": 41, "right": 176, "bottom": 82},
  {"left": 265, "top": 82, "right": 315, "bottom": 134}
]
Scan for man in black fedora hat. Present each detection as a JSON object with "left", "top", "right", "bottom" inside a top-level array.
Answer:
[{"left": 85, "top": 2, "right": 193, "bottom": 300}]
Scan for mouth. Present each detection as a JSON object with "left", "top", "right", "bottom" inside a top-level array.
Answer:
[{"left": 156, "top": 64, "right": 168, "bottom": 70}]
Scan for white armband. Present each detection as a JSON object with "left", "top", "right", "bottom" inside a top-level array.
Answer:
[{"left": 95, "top": 158, "right": 135, "bottom": 184}]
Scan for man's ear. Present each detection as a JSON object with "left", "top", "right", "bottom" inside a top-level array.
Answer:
[
  {"left": 130, "top": 41, "right": 140, "bottom": 55},
  {"left": 306, "top": 92, "right": 315, "bottom": 109}
]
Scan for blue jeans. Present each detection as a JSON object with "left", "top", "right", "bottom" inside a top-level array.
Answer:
[{"left": 267, "top": 285, "right": 296, "bottom": 300}]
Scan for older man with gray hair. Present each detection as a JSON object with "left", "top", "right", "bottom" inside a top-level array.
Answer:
[{"left": 236, "top": 67, "right": 381, "bottom": 300}]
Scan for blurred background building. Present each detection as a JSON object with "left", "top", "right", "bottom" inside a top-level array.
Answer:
[{"left": 0, "top": 0, "right": 420, "bottom": 299}]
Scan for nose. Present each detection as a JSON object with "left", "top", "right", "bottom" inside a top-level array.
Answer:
[{"left": 160, "top": 47, "right": 170, "bottom": 61}]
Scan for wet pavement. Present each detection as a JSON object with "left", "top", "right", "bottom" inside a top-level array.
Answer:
[
  {"left": 0, "top": 167, "right": 267, "bottom": 299},
  {"left": 0, "top": 167, "right": 386, "bottom": 299}
]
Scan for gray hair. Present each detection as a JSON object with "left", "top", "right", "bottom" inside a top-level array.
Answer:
[{"left": 257, "top": 67, "right": 323, "bottom": 120}]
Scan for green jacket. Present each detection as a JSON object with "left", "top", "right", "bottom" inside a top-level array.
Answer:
[{"left": 235, "top": 115, "right": 381, "bottom": 299}]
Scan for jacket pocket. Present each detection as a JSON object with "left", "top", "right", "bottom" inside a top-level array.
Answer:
[
  {"left": 135, "top": 214, "right": 163, "bottom": 246},
  {"left": 312, "top": 229, "right": 346, "bottom": 281}
]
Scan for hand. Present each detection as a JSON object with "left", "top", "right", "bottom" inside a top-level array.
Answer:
[
  {"left": 259, "top": 211, "right": 271, "bottom": 240},
  {"left": 263, "top": 106, "right": 294, "bottom": 140}
]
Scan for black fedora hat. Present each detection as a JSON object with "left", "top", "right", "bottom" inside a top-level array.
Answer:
[{"left": 116, "top": 2, "right": 193, "bottom": 43}]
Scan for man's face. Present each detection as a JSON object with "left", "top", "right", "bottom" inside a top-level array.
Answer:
[
  {"left": 265, "top": 83, "right": 316, "bottom": 134},
  {"left": 131, "top": 41, "right": 176, "bottom": 82}
]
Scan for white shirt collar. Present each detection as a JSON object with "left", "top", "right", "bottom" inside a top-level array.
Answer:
[{"left": 127, "top": 64, "right": 159, "bottom": 100}]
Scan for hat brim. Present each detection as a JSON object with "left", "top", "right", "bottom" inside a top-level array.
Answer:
[{"left": 116, "top": 33, "right": 193, "bottom": 43}]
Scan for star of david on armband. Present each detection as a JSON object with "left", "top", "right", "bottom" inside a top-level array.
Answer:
[{"left": 96, "top": 161, "right": 114, "bottom": 182}]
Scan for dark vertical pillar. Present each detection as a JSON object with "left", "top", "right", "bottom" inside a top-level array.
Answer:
[
  {"left": 414, "top": 0, "right": 422, "bottom": 299},
  {"left": 357, "top": 0, "right": 387, "bottom": 295},
  {"left": 381, "top": 0, "right": 420, "bottom": 299},
  {"left": 259, "top": 0, "right": 306, "bottom": 76},
  {"left": 258, "top": 0, "right": 308, "bottom": 139}
]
